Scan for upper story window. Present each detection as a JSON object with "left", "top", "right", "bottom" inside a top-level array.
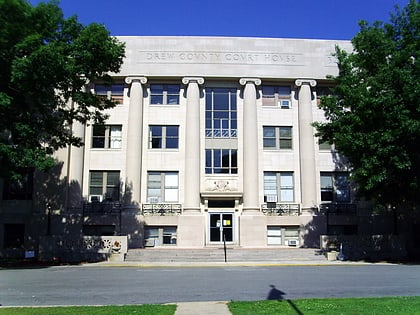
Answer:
[
  {"left": 264, "top": 172, "right": 294, "bottom": 202},
  {"left": 150, "top": 84, "right": 180, "bottom": 105},
  {"left": 262, "top": 85, "right": 291, "bottom": 108},
  {"left": 205, "top": 88, "right": 237, "bottom": 138},
  {"left": 89, "top": 171, "right": 120, "bottom": 202},
  {"left": 2, "top": 172, "right": 33, "bottom": 200},
  {"left": 205, "top": 149, "right": 238, "bottom": 174},
  {"left": 92, "top": 125, "right": 122, "bottom": 149},
  {"left": 95, "top": 84, "right": 124, "bottom": 105},
  {"left": 320, "top": 172, "right": 350, "bottom": 203},
  {"left": 149, "top": 125, "right": 179, "bottom": 149},
  {"left": 263, "top": 126, "right": 292, "bottom": 149},
  {"left": 147, "top": 171, "right": 179, "bottom": 203}
]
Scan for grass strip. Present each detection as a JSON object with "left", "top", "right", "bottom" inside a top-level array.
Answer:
[
  {"left": 229, "top": 296, "right": 420, "bottom": 315},
  {"left": 0, "top": 304, "right": 177, "bottom": 315}
]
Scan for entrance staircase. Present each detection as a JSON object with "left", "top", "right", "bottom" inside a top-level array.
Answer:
[{"left": 125, "top": 247, "right": 325, "bottom": 263}]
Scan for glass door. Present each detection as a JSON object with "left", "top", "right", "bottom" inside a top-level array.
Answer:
[{"left": 209, "top": 213, "right": 233, "bottom": 243}]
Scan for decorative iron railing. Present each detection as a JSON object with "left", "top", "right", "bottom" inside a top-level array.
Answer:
[
  {"left": 261, "top": 203, "right": 300, "bottom": 216},
  {"left": 82, "top": 201, "right": 122, "bottom": 214},
  {"left": 205, "top": 129, "right": 237, "bottom": 138},
  {"left": 142, "top": 203, "right": 182, "bottom": 216},
  {"left": 320, "top": 203, "right": 357, "bottom": 215}
]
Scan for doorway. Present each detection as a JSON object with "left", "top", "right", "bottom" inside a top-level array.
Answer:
[{"left": 209, "top": 213, "right": 233, "bottom": 243}]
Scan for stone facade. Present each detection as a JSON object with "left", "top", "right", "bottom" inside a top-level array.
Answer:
[{"left": 1, "top": 36, "right": 418, "bottom": 261}]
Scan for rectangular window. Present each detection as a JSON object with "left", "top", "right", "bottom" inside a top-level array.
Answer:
[
  {"left": 205, "top": 149, "right": 238, "bottom": 174},
  {"left": 2, "top": 172, "right": 33, "bottom": 200},
  {"left": 147, "top": 172, "right": 179, "bottom": 202},
  {"left": 145, "top": 226, "right": 177, "bottom": 246},
  {"left": 264, "top": 172, "right": 294, "bottom": 202},
  {"left": 89, "top": 171, "right": 120, "bottom": 201},
  {"left": 92, "top": 125, "right": 122, "bottom": 149},
  {"left": 267, "top": 226, "right": 299, "bottom": 246},
  {"left": 267, "top": 226, "right": 282, "bottom": 245},
  {"left": 95, "top": 84, "right": 124, "bottom": 104},
  {"left": 205, "top": 88, "right": 237, "bottom": 138},
  {"left": 263, "top": 126, "right": 292, "bottom": 149},
  {"left": 150, "top": 84, "right": 180, "bottom": 105},
  {"left": 320, "top": 172, "right": 350, "bottom": 203},
  {"left": 149, "top": 126, "right": 179, "bottom": 149},
  {"left": 262, "top": 85, "right": 291, "bottom": 108}
]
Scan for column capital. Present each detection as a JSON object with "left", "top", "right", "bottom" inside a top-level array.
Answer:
[
  {"left": 239, "top": 78, "right": 261, "bottom": 86},
  {"left": 125, "top": 76, "right": 148, "bottom": 85},
  {"left": 182, "top": 77, "right": 205, "bottom": 85},
  {"left": 295, "top": 79, "right": 317, "bottom": 88}
]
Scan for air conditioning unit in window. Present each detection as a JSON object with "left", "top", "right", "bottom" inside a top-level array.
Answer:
[
  {"left": 286, "top": 239, "right": 299, "bottom": 247},
  {"left": 147, "top": 197, "right": 161, "bottom": 203},
  {"left": 266, "top": 195, "right": 278, "bottom": 203},
  {"left": 89, "top": 195, "right": 103, "bottom": 202},
  {"left": 144, "top": 239, "right": 155, "bottom": 247},
  {"left": 279, "top": 100, "right": 290, "bottom": 109}
]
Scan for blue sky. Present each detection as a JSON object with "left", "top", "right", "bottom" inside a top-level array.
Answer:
[{"left": 29, "top": 0, "right": 409, "bottom": 40}]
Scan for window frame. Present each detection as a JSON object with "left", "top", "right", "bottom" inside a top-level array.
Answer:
[
  {"left": 147, "top": 171, "right": 179, "bottom": 203},
  {"left": 320, "top": 172, "right": 351, "bottom": 203},
  {"left": 148, "top": 125, "right": 179, "bottom": 149},
  {"left": 89, "top": 171, "right": 120, "bottom": 201},
  {"left": 205, "top": 88, "right": 237, "bottom": 138},
  {"left": 150, "top": 84, "right": 180, "bottom": 105},
  {"left": 263, "top": 126, "right": 293, "bottom": 150},
  {"left": 264, "top": 172, "right": 295, "bottom": 202},
  {"left": 205, "top": 149, "right": 238, "bottom": 174},
  {"left": 95, "top": 83, "right": 125, "bottom": 105},
  {"left": 92, "top": 125, "right": 122, "bottom": 149},
  {"left": 262, "top": 85, "right": 291, "bottom": 108}
]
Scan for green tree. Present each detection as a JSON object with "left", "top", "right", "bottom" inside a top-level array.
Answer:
[
  {"left": 314, "top": 0, "right": 420, "bottom": 207},
  {"left": 0, "top": 0, "right": 125, "bottom": 178}
]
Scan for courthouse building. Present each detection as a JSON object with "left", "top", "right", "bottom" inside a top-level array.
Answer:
[{"left": 3, "top": 36, "right": 397, "bottom": 258}]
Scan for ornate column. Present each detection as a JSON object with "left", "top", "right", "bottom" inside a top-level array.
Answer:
[
  {"left": 295, "top": 79, "right": 317, "bottom": 212},
  {"left": 124, "top": 76, "right": 147, "bottom": 207},
  {"left": 240, "top": 78, "right": 261, "bottom": 212},
  {"left": 182, "top": 77, "right": 204, "bottom": 212}
]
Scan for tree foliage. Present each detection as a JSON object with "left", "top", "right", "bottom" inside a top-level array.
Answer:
[
  {"left": 0, "top": 0, "right": 125, "bottom": 178},
  {"left": 314, "top": 0, "right": 420, "bottom": 207}
]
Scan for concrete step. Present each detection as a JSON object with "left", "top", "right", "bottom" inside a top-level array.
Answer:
[{"left": 125, "top": 247, "right": 325, "bottom": 262}]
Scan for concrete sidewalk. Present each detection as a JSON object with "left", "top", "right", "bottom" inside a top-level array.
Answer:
[{"left": 174, "top": 301, "right": 231, "bottom": 315}]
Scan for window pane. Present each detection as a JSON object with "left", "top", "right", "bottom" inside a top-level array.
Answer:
[
  {"left": 165, "top": 188, "right": 178, "bottom": 202},
  {"left": 279, "top": 127, "right": 292, "bottom": 138},
  {"left": 111, "top": 84, "right": 124, "bottom": 95},
  {"left": 165, "top": 173, "right": 178, "bottom": 188},
  {"left": 92, "top": 125, "right": 106, "bottom": 148},
  {"left": 279, "top": 139, "right": 292, "bottom": 149},
  {"left": 278, "top": 86, "right": 291, "bottom": 96},
  {"left": 281, "top": 190, "right": 294, "bottom": 202},
  {"left": 151, "top": 95, "right": 163, "bottom": 104},
  {"left": 110, "top": 126, "right": 122, "bottom": 149},
  {"left": 167, "top": 94, "right": 179, "bottom": 104},
  {"left": 95, "top": 85, "right": 108, "bottom": 95}
]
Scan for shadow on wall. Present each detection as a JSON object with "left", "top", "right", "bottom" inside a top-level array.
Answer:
[{"left": 301, "top": 215, "right": 327, "bottom": 248}]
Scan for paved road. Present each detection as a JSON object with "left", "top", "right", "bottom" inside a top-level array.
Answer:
[{"left": 1, "top": 264, "right": 419, "bottom": 306}]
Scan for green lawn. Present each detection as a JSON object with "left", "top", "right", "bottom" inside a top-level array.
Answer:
[
  {"left": 229, "top": 296, "right": 420, "bottom": 315},
  {"left": 0, "top": 304, "right": 177, "bottom": 315},
  {"left": 1, "top": 297, "right": 419, "bottom": 315}
]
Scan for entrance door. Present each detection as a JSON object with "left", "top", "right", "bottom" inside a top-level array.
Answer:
[{"left": 209, "top": 213, "right": 233, "bottom": 243}]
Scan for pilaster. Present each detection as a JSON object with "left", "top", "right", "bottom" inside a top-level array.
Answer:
[
  {"left": 182, "top": 77, "right": 204, "bottom": 212},
  {"left": 124, "top": 76, "right": 147, "bottom": 207},
  {"left": 295, "top": 79, "right": 318, "bottom": 213},
  {"left": 240, "top": 78, "right": 261, "bottom": 212}
]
